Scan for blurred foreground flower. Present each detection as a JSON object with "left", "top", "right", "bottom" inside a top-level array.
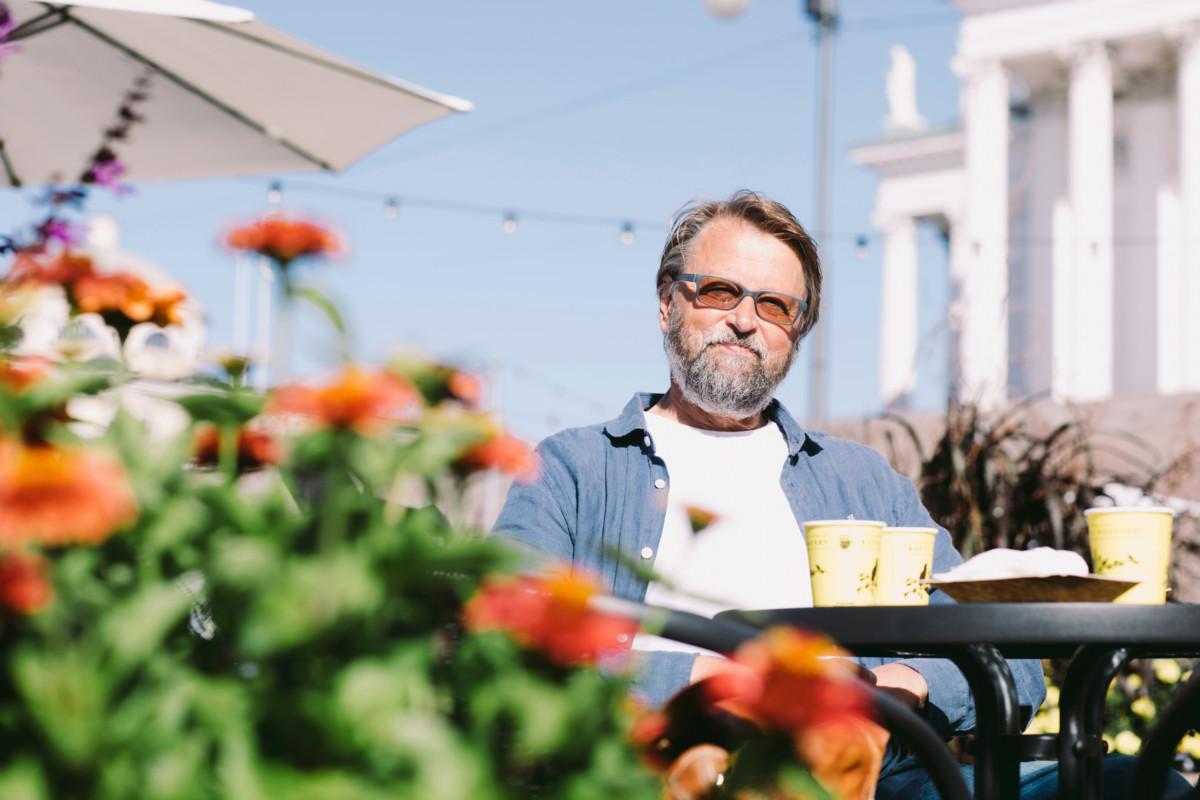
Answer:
[
  {"left": 269, "top": 365, "right": 421, "bottom": 432},
  {"left": 0, "top": 551, "right": 52, "bottom": 614},
  {"left": 0, "top": 355, "right": 50, "bottom": 393},
  {"left": 704, "top": 628, "right": 872, "bottom": 738},
  {"left": 685, "top": 505, "right": 719, "bottom": 535},
  {"left": 464, "top": 569, "right": 637, "bottom": 667},
  {"left": 453, "top": 429, "right": 538, "bottom": 481},
  {"left": 193, "top": 423, "right": 281, "bottom": 473},
  {"left": 388, "top": 353, "right": 483, "bottom": 408},
  {"left": 225, "top": 216, "right": 341, "bottom": 268},
  {"left": 0, "top": 441, "right": 137, "bottom": 546}
]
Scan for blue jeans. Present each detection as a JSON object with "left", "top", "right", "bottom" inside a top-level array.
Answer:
[{"left": 876, "top": 755, "right": 1195, "bottom": 799}]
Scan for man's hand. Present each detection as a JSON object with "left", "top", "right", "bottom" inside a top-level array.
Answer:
[
  {"left": 869, "top": 662, "right": 929, "bottom": 708},
  {"left": 689, "top": 654, "right": 731, "bottom": 683}
]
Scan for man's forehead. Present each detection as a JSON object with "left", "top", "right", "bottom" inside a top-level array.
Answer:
[{"left": 688, "top": 218, "right": 806, "bottom": 294}]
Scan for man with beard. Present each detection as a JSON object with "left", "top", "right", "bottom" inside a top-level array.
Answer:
[{"left": 493, "top": 191, "right": 1057, "bottom": 796}]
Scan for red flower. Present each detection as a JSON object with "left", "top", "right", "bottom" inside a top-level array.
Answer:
[
  {"left": 0, "top": 441, "right": 138, "bottom": 546},
  {"left": 225, "top": 217, "right": 341, "bottom": 266},
  {"left": 463, "top": 570, "right": 637, "bottom": 666},
  {"left": 269, "top": 366, "right": 421, "bottom": 432},
  {"left": 454, "top": 431, "right": 539, "bottom": 481},
  {"left": 193, "top": 424, "right": 282, "bottom": 472},
  {"left": 0, "top": 551, "right": 52, "bottom": 614}
]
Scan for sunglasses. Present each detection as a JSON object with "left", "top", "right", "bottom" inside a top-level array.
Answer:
[{"left": 674, "top": 273, "right": 808, "bottom": 327}]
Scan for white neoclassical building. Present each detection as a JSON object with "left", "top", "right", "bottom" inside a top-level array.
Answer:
[{"left": 853, "top": 0, "right": 1200, "bottom": 410}]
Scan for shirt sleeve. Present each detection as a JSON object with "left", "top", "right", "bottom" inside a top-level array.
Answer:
[
  {"left": 490, "top": 434, "right": 577, "bottom": 564},
  {"left": 884, "top": 466, "right": 1047, "bottom": 736}
]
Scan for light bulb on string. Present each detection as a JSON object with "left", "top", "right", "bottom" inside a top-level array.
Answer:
[
  {"left": 619, "top": 221, "right": 635, "bottom": 245},
  {"left": 384, "top": 197, "right": 399, "bottom": 219},
  {"left": 705, "top": 0, "right": 749, "bottom": 18},
  {"left": 854, "top": 235, "right": 869, "bottom": 260},
  {"left": 502, "top": 210, "right": 518, "bottom": 234},
  {"left": 266, "top": 181, "right": 282, "bottom": 205}
]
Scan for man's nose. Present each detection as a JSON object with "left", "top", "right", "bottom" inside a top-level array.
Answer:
[{"left": 727, "top": 294, "right": 759, "bottom": 333}]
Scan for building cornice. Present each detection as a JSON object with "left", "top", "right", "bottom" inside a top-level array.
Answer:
[{"left": 850, "top": 126, "right": 964, "bottom": 169}]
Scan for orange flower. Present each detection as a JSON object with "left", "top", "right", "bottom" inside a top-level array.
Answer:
[
  {"left": 269, "top": 366, "right": 421, "bottom": 432},
  {"left": 0, "top": 442, "right": 138, "bottom": 546},
  {"left": 70, "top": 271, "right": 186, "bottom": 327},
  {"left": 0, "top": 357, "right": 51, "bottom": 394},
  {"left": 5, "top": 250, "right": 94, "bottom": 286},
  {"left": 225, "top": 217, "right": 340, "bottom": 266},
  {"left": 463, "top": 570, "right": 638, "bottom": 666},
  {"left": 0, "top": 551, "right": 52, "bottom": 614},
  {"left": 446, "top": 370, "right": 483, "bottom": 407},
  {"left": 685, "top": 506, "right": 719, "bottom": 534},
  {"left": 454, "top": 431, "right": 539, "bottom": 481},
  {"left": 703, "top": 628, "right": 872, "bottom": 738},
  {"left": 193, "top": 424, "right": 282, "bottom": 472}
]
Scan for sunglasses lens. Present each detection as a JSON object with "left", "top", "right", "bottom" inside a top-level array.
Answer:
[
  {"left": 695, "top": 277, "right": 742, "bottom": 309},
  {"left": 756, "top": 293, "right": 799, "bottom": 324}
]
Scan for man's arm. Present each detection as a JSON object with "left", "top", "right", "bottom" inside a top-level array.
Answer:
[{"left": 490, "top": 434, "right": 701, "bottom": 708}]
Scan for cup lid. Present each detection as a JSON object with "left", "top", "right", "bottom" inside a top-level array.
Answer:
[
  {"left": 1083, "top": 506, "right": 1175, "bottom": 516},
  {"left": 802, "top": 519, "right": 887, "bottom": 528}
]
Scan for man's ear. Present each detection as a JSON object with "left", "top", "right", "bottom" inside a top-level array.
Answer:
[{"left": 659, "top": 289, "right": 671, "bottom": 334}]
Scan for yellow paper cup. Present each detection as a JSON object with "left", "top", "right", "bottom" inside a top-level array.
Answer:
[
  {"left": 803, "top": 520, "right": 885, "bottom": 607},
  {"left": 1085, "top": 506, "right": 1174, "bottom": 604},
  {"left": 876, "top": 527, "right": 938, "bottom": 606}
]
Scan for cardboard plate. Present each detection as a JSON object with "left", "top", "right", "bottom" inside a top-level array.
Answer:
[{"left": 927, "top": 574, "right": 1141, "bottom": 603}]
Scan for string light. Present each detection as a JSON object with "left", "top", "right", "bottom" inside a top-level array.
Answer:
[
  {"left": 502, "top": 210, "right": 518, "bottom": 234},
  {"left": 384, "top": 196, "right": 399, "bottom": 219},
  {"left": 266, "top": 181, "right": 283, "bottom": 205},
  {"left": 854, "top": 234, "right": 869, "bottom": 260},
  {"left": 620, "top": 221, "right": 635, "bottom": 245}
]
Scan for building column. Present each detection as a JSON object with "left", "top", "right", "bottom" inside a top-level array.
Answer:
[
  {"left": 878, "top": 215, "right": 919, "bottom": 407},
  {"left": 1179, "top": 28, "right": 1200, "bottom": 391},
  {"left": 1063, "top": 41, "right": 1115, "bottom": 401},
  {"left": 957, "top": 59, "right": 1009, "bottom": 408}
]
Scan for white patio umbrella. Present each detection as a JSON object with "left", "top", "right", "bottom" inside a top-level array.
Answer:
[{"left": 0, "top": 0, "right": 472, "bottom": 185}]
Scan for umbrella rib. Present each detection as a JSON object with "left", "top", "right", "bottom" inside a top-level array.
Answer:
[
  {"left": 187, "top": 18, "right": 470, "bottom": 112},
  {"left": 60, "top": 12, "right": 336, "bottom": 172},
  {"left": 7, "top": 8, "right": 70, "bottom": 42}
]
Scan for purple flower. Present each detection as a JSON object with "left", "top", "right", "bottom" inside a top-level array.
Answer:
[
  {"left": 84, "top": 159, "right": 130, "bottom": 195},
  {"left": 0, "top": 4, "right": 16, "bottom": 39},
  {"left": 35, "top": 218, "right": 82, "bottom": 246}
]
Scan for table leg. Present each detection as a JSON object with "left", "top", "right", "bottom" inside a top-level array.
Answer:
[
  {"left": 1130, "top": 667, "right": 1200, "bottom": 799},
  {"left": 1058, "top": 645, "right": 1128, "bottom": 800},
  {"left": 950, "top": 644, "right": 1022, "bottom": 800}
]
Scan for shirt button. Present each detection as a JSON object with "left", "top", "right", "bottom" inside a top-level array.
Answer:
[
  {"left": 640, "top": 546, "right": 654, "bottom": 559},
  {"left": 653, "top": 478, "right": 666, "bottom": 489},
  {"left": 643, "top": 435, "right": 652, "bottom": 448}
]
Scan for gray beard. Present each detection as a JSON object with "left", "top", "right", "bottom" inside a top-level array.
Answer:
[{"left": 663, "top": 304, "right": 796, "bottom": 418}]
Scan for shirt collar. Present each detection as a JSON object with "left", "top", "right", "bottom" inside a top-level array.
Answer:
[{"left": 602, "top": 392, "right": 821, "bottom": 458}]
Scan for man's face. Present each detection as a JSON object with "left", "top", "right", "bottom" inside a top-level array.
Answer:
[{"left": 660, "top": 218, "right": 807, "bottom": 418}]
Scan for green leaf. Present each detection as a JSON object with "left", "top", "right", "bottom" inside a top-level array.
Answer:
[
  {"left": 0, "top": 758, "right": 48, "bottom": 800},
  {"left": 11, "top": 646, "right": 108, "bottom": 768},
  {"left": 289, "top": 285, "right": 347, "bottom": 337},
  {"left": 99, "top": 583, "right": 194, "bottom": 680},
  {"left": 176, "top": 390, "right": 265, "bottom": 427},
  {"left": 240, "top": 551, "right": 384, "bottom": 657}
]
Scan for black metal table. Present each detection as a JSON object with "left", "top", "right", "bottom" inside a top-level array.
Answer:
[{"left": 716, "top": 603, "right": 1200, "bottom": 800}]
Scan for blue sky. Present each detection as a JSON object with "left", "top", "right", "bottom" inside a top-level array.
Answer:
[{"left": 1, "top": 0, "right": 965, "bottom": 441}]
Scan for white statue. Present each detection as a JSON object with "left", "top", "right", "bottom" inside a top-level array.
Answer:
[{"left": 885, "top": 45, "right": 926, "bottom": 132}]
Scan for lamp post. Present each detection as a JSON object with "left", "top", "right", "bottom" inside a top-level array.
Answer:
[{"left": 804, "top": 0, "right": 837, "bottom": 424}]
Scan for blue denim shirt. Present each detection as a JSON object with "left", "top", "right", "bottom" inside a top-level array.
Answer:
[{"left": 492, "top": 393, "right": 1045, "bottom": 740}]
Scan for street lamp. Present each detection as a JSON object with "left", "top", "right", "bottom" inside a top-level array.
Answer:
[{"left": 803, "top": 0, "right": 837, "bottom": 424}]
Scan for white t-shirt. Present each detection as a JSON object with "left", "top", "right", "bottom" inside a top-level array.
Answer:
[{"left": 632, "top": 412, "right": 813, "bottom": 654}]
